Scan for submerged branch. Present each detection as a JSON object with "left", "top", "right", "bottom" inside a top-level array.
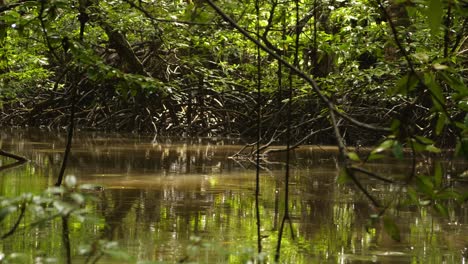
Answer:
[
  {"left": 0, "top": 149, "right": 28, "bottom": 171},
  {"left": 0, "top": 149, "right": 28, "bottom": 163}
]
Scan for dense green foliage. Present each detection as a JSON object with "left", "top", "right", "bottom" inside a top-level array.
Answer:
[{"left": 0, "top": 0, "right": 465, "bottom": 146}]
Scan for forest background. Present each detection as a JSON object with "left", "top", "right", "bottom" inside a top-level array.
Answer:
[{"left": 0, "top": 0, "right": 465, "bottom": 151}]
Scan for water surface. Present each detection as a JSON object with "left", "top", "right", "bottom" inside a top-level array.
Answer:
[{"left": 0, "top": 129, "right": 466, "bottom": 263}]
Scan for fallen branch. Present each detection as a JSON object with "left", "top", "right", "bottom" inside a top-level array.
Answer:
[{"left": 0, "top": 150, "right": 28, "bottom": 163}]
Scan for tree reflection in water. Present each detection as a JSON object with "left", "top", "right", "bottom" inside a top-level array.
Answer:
[{"left": 0, "top": 129, "right": 466, "bottom": 263}]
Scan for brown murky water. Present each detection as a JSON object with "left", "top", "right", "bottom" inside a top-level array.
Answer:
[{"left": 0, "top": 128, "right": 466, "bottom": 263}]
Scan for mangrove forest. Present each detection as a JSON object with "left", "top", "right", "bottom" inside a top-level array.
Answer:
[{"left": 0, "top": 0, "right": 467, "bottom": 263}]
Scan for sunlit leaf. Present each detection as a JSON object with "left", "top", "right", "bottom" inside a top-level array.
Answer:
[
  {"left": 425, "top": 144, "right": 441, "bottom": 153},
  {"left": 347, "top": 152, "right": 361, "bottom": 162},
  {"left": 53, "top": 201, "right": 75, "bottom": 215},
  {"left": 432, "top": 63, "right": 448, "bottom": 70},
  {"left": 372, "top": 139, "right": 394, "bottom": 154},
  {"left": 5, "top": 252, "right": 28, "bottom": 261},
  {"left": 383, "top": 217, "right": 401, "bottom": 242},
  {"left": 420, "top": 200, "right": 431, "bottom": 206},
  {"left": 65, "top": 175, "right": 77, "bottom": 188},
  {"left": 70, "top": 193, "right": 85, "bottom": 205},
  {"left": 78, "top": 244, "right": 92, "bottom": 255},
  {"left": 46, "top": 187, "right": 65, "bottom": 195},
  {"left": 413, "top": 53, "right": 429, "bottom": 63}
]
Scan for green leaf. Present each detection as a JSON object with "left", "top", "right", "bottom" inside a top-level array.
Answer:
[
  {"left": 392, "top": 141, "right": 404, "bottom": 160},
  {"left": 372, "top": 139, "right": 394, "bottom": 154},
  {"left": 427, "top": 0, "right": 443, "bottom": 35},
  {"left": 347, "top": 152, "right": 361, "bottom": 162},
  {"left": 413, "top": 53, "right": 429, "bottom": 63},
  {"left": 432, "top": 63, "right": 448, "bottom": 70},
  {"left": 440, "top": 72, "right": 468, "bottom": 95},
  {"left": 414, "top": 135, "right": 434, "bottom": 145},
  {"left": 338, "top": 168, "right": 351, "bottom": 184},
  {"left": 416, "top": 175, "right": 434, "bottom": 196},
  {"left": 389, "top": 73, "right": 419, "bottom": 96},
  {"left": 412, "top": 140, "right": 427, "bottom": 152},
  {"left": 435, "top": 189, "right": 462, "bottom": 200},
  {"left": 455, "top": 138, "right": 468, "bottom": 159},
  {"left": 424, "top": 72, "right": 445, "bottom": 106},
  {"left": 383, "top": 217, "right": 401, "bottom": 242},
  {"left": 434, "top": 203, "right": 448, "bottom": 217},
  {"left": 70, "top": 193, "right": 85, "bottom": 205},
  {"left": 435, "top": 113, "right": 446, "bottom": 135},
  {"left": 465, "top": 113, "right": 468, "bottom": 128},
  {"left": 1, "top": 11, "right": 21, "bottom": 23},
  {"left": 367, "top": 153, "right": 386, "bottom": 161},
  {"left": 407, "top": 187, "right": 419, "bottom": 203},
  {"left": 390, "top": 119, "right": 401, "bottom": 133},
  {"left": 0, "top": 206, "right": 17, "bottom": 222},
  {"left": 425, "top": 144, "right": 441, "bottom": 153},
  {"left": 433, "top": 162, "right": 442, "bottom": 188}
]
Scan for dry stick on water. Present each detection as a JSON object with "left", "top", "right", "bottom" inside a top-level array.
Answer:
[
  {"left": 0, "top": 150, "right": 28, "bottom": 171},
  {"left": 264, "top": 126, "right": 333, "bottom": 155}
]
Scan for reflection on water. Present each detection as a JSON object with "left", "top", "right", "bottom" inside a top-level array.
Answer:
[{"left": 0, "top": 128, "right": 467, "bottom": 263}]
